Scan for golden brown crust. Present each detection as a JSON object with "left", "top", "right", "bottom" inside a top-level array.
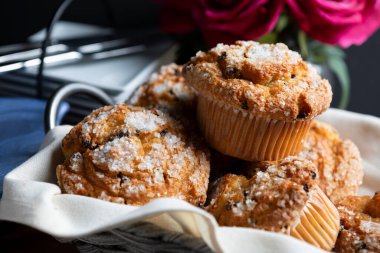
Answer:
[
  {"left": 365, "top": 192, "right": 380, "bottom": 218},
  {"left": 298, "top": 121, "right": 363, "bottom": 203},
  {"left": 58, "top": 104, "right": 210, "bottom": 206},
  {"left": 206, "top": 157, "right": 317, "bottom": 232},
  {"left": 183, "top": 41, "right": 332, "bottom": 121},
  {"left": 334, "top": 194, "right": 380, "bottom": 253},
  {"left": 130, "top": 64, "right": 196, "bottom": 121}
]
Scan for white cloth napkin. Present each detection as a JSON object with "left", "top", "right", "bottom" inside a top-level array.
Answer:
[{"left": 0, "top": 108, "right": 379, "bottom": 253}]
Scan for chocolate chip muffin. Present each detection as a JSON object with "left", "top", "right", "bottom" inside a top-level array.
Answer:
[
  {"left": 206, "top": 157, "right": 340, "bottom": 251},
  {"left": 184, "top": 41, "right": 332, "bottom": 161},
  {"left": 57, "top": 104, "right": 210, "bottom": 206},
  {"left": 299, "top": 120, "right": 363, "bottom": 204},
  {"left": 335, "top": 193, "right": 380, "bottom": 252},
  {"left": 130, "top": 63, "right": 196, "bottom": 122}
]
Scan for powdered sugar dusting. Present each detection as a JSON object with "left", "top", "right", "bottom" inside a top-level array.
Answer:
[
  {"left": 91, "top": 136, "right": 141, "bottom": 172},
  {"left": 81, "top": 106, "right": 118, "bottom": 136},
  {"left": 125, "top": 111, "right": 166, "bottom": 133},
  {"left": 211, "top": 41, "right": 301, "bottom": 66}
]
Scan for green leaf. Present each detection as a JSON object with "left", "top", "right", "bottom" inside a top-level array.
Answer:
[
  {"left": 317, "top": 45, "right": 345, "bottom": 58},
  {"left": 307, "top": 43, "right": 345, "bottom": 65},
  {"left": 257, "top": 32, "right": 278, "bottom": 44},
  {"left": 276, "top": 15, "right": 288, "bottom": 33},
  {"left": 326, "top": 56, "right": 350, "bottom": 109},
  {"left": 297, "top": 31, "right": 309, "bottom": 58}
]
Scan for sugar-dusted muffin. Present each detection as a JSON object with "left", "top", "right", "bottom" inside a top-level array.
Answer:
[
  {"left": 57, "top": 104, "right": 210, "bottom": 206},
  {"left": 184, "top": 41, "right": 332, "bottom": 161},
  {"left": 206, "top": 157, "right": 340, "bottom": 251},
  {"left": 334, "top": 193, "right": 380, "bottom": 252},
  {"left": 130, "top": 63, "right": 196, "bottom": 121},
  {"left": 298, "top": 121, "right": 363, "bottom": 204}
]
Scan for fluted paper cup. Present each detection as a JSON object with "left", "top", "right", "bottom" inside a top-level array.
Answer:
[{"left": 197, "top": 95, "right": 311, "bottom": 161}]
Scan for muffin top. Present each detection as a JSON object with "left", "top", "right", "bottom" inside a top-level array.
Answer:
[
  {"left": 184, "top": 41, "right": 332, "bottom": 120},
  {"left": 57, "top": 104, "right": 210, "bottom": 206},
  {"left": 130, "top": 64, "right": 196, "bottom": 120},
  {"left": 206, "top": 157, "right": 318, "bottom": 233},
  {"left": 298, "top": 121, "right": 363, "bottom": 203},
  {"left": 334, "top": 193, "right": 380, "bottom": 252}
]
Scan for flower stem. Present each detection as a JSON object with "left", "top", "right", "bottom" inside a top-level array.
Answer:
[{"left": 297, "top": 31, "right": 309, "bottom": 59}]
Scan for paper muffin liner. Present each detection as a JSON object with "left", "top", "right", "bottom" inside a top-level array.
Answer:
[
  {"left": 290, "top": 186, "right": 340, "bottom": 251},
  {"left": 197, "top": 95, "right": 311, "bottom": 161}
]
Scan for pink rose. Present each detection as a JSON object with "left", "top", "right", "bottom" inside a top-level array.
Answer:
[
  {"left": 287, "top": 0, "right": 380, "bottom": 48},
  {"left": 157, "top": 0, "right": 284, "bottom": 47}
]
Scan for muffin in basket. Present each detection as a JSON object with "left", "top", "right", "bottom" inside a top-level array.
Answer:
[
  {"left": 334, "top": 193, "right": 380, "bottom": 252},
  {"left": 57, "top": 104, "right": 210, "bottom": 206},
  {"left": 206, "top": 157, "right": 340, "bottom": 251},
  {"left": 131, "top": 63, "right": 241, "bottom": 184},
  {"left": 183, "top": 41, "right": 332, "bottom": 161},
  {"left": 299, "top": 120, "right": 363, "bottom": 203},
  {"left": 130, "top": 63, "right": 196, "bottom": 122}
]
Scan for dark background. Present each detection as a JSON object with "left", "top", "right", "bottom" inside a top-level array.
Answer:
[{"left": 0, "top": 0, "right": 379, "bottom": 116}]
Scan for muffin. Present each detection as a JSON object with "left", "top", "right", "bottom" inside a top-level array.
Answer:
[
  {"left": 334, "top": 193, "right": 380, "bottom": 252},
  {"left": 57, "top": 104, "right": 210, "bottom": 206},
  {"left": 130, "top": 63, "right": 196, "bottom": 122},
  {"left": 298, "top": 121, "right": 363, "bottom": 203},
  {"left": 206, "top": 157, "right": 340, "bottom": 251},
  {"left": 184, "top": 41, "right": 332, "bottom": 161}
]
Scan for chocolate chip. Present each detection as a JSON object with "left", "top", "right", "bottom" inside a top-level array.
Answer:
[
  {"left": 83, "top": 140, "right": 97, "bottom": 150},
  {"left": 83, "top": 140, "right": 91, "bottom": 148},
  {"left": 72, "top": 153, "right": 81, "bottom": 159},
  {"left": 243, "top": 190, "right": 249, "bottom": 198},
  {"left": 225, "top": 67, "right": 240, "bottom": 78},
  {"left": 291, "top": 74, "right": 296, "bottom": 78},
  {"left": 109, "top": 136, "right": 115, "bottom": 142},
  {"left": 241, "top": 101, "right": 249, "bottom": 110},
  {"left": 185, "top": 64, "right": 192, "bottom": 72},
  {"left": 303, "top": 184, "right": 309, "bottom": 192},
  {"left": 256, "top": 167, "right": 266, "bottom": 172},
  {"left": 118, "top": 130, "right": 130, "bottom": 138},
  {"left": 310, "top": 171, "right": 316, "bottom": 180},
  {"left": 339, "top": 225, "right": 345, "bottom": 232},
  {"left": 151, "top": 109, "right": 160, "bottom": 116},
  {"left": 135, "top": 129, "right": 140, "bottom": 136},
  {"left": 218, "top": 51, "right": 227, "bottom": 60},
  {"left": 297, "top": 112, "right": 308, "bottom": 119},
  {"left": 223, "top": 66, "right": 242, "bottom": 79},
  {"left": 297, "top": 95, "right": 312, "bottom": 119},
  {"left": 160, "top": 128, "right": 168, "bottom": 137},
  {"left": 117, "top": 172, "right": 128, "bottom": 186},
  {"left": 174, "top": 68, "right": 181, "bottom": 76},
  {"left": 226, "top": 201, "right": 233, "bottom": 210},
  {"left": 360, "top": 242, "right": 367, "bottom": 250}
]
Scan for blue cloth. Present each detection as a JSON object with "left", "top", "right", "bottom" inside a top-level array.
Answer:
[{"left": 0, "top": 97, "right": 69, "bottom": 195}]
